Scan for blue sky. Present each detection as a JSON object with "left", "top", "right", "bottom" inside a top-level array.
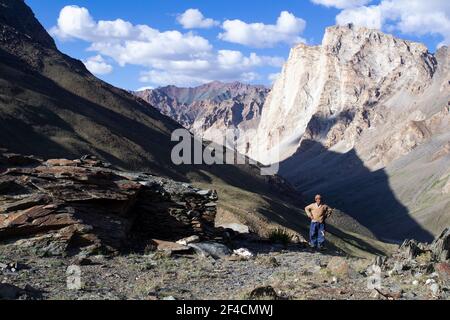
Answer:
[{"left": 26, "top": 0, "right": 450, "bottom": 90}]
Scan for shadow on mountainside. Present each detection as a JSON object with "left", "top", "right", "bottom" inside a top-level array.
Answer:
[{"left": 279, "top": 140, "right": 434, "bottom": 243}]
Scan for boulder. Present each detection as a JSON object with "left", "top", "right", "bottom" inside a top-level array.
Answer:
[
  {"left": 400, "top": 239, "right": 424, "bottom": 260},
  {"left": 218, "top": 223, "right": 250, "bottom": 234},
  {"left": 431, "top": 228, "right": 449, "bottom": 262},
  {"left": 0, "top": 153, "right": 221, "bottom": 255},
  {"left": 327, "top": 257, "right": 350, "bottom": 278},
  {"left": 189, "top": 242, "right": 232, "bottom": 259},
  {"left": 434, "top": 262, "right": 450, "bottom": 284},
  {"left": 233, "top": 248, "right": 255, "bottom": 259}
]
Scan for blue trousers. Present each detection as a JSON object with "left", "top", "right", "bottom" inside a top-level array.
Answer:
[{"left": 310, "top": 222, "right": 326, "bottom": 247}]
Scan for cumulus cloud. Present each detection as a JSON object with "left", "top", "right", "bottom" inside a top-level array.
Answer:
[
  {"left": 219, "top": 11, "right": 306, "bottom": 48},
  {"left": 335, "top": 0, "right": 450, "bottom": 47},
  {"left": 50, "top": 6, "right": 284, "bottom": 87},
  {"left": 83, "top": 55, "right": 113, "bottom": 75},
  {"left": 139, "top": 50, "right": 284, "bottom": 86},
  {"left": 177, "top": 9, "right": 219, "bottom": 29},
  {"left": 336, "top": 5, "right": 382, "bottom": 29},
  {"left": 311, "top": 0, "right": 372, "bottom": 9}
]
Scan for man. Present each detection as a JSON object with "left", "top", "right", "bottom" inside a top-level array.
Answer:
[{"left": 305, "top": 195, "right": 333, "bottom": 250}]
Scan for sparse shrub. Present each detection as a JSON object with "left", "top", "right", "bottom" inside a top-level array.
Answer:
[{"left": 268, "top": 228, "right": 292, "bottom": 245}]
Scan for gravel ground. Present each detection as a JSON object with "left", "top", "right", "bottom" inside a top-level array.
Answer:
[{"left": 0, "top": 239, "right": 446, "bottom": 300}]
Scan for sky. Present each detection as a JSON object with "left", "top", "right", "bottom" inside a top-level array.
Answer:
[{"left": 26, "top": 0, "right": 450, "bottom": 91}]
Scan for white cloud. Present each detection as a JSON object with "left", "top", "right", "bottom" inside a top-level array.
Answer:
[
  {"left": 336, "top": 5, "right": 382, "bottom": 29},
  {"left": 51, "top": 6, "right": 284, "bottom": 87},
  {"left": 177, "top": 9, "right": 219, "bottom": 29},
  {"left": 83, "top": 55, "right": 113, "bottom": 75},
  {"left": 136, "top": 86, "right": 154, "bottom": 91},
  {"left": 311, "top": 0, "right": 372, "bottom": 9},
  {"left": 139, "top": 50, "right": 284, "bottom": 87},
  {"left": 219, "top": 11, "right": 307, "bottom": 48},
  {"left": 335, "top": 0, "right": 450, "bottom": 47}
]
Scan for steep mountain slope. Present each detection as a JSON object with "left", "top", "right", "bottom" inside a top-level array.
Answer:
[
  {"left": 0, "top": 0, "right": 390, "bottom": 256},
  {"left": 136, "top": 82, "right": 268, "bottom": 152},
  {"left": 248, "top": 24, "right": 450, "bottom": 242}
]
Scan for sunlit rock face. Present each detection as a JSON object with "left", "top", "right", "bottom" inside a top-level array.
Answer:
[{"left": 249, "top": 24, "right": 449, "bottom": 167}]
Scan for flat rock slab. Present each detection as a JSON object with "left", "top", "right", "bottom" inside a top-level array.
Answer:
[
  {"left": 219, "top": 223, "right": 250, "bottom": 234},
  {"left": 152, "top": 239, "right": 193, "bottom": 254}
]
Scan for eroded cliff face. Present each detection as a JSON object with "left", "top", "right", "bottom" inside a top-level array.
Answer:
[
  {"left": 248, "top": 25, "right": 450, "bottom": 240},
  {"left": 250, "top": 24, "right": 447, "bottom": 166}
]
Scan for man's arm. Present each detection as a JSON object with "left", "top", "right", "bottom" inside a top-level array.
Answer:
[{"left": 305, "top": 204, "right": 313, "bottom": 219}]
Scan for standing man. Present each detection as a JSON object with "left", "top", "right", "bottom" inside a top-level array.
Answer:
[{"left": 305, "top": 195, "right": 333, "bottom": 250}]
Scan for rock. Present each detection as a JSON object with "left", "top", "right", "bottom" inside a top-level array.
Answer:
[
  {"left": 430, "top": 283, "right": 440, "bottom": 297},
  {"left": 73, "top": 254, "right": 94, "bottom": 266},
  {"left": 256, "top": 256, "right": 280, "bottom": 268},
  {"left": 233, "top": 248, "right": 255, "bottom": 259},
  {"left": 152, "top": 239, "right": 193, "bottom": 255},
  {"left": 390, "top": 261, "right": 406, "bottom": 275},
  {"left": 369, "top": 290, "right": 380, "bottom": 299},
  {"left": 431, "top": 228, "right": 449, "bottom": 262},
  {"left": 218, "top": 223, "right": 250, "bottom": 234},
  {"left": 412, "top": 280, "right": 419, "bottom": 286},
  {"left": 426, "top": 279, "right": 436, "bottom": 285},
  {"left": 176, "top": 235, "right": 200, "bottom": 246},
  {"left": 196, "top": 190, "right": 211, "bottom": 196},
  {"left": 374, "top": 256, "right": 387, "bottom": 268},
  {"left": 189, "top": 242, "right": 232, "bottom": 259},
  {"left": 163, "top": 296, "right": 176, "bottom": 301},
  {"left": 400, "top": 240, "right": 424, "bottom": 260},
  {"left": 434, "top": 262, "right": 450, "bottom": 283},
  {"left": 327, "top": 257, "right": 350, "bottom": 278},
  {"left": 0, "top": 153, "right": 221, "bottom": 254},
  {"left": 248, "top": 286, "right": 280, "bottom": 300}
]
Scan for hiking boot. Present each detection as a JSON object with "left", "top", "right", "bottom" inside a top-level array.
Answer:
[{"left": 317, "top": 246, "right": 326, "bottom": 251}]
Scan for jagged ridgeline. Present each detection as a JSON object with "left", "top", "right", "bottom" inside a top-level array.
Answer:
[{"left": 0, "top": 0, "right": 392, "bottom": 256}]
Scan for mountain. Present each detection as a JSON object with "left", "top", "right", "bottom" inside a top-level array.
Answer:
[
  {"left": 135, "top": 82, "right": 269, "bottom": 152},
  {"left": 0, "top": 0, "right": 389, "bottom": 256},
  {"left": 247, "top": 24, "right": 450, "bottom": 242}
]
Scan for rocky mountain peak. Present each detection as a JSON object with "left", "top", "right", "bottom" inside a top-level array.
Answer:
[
  {"left": 0, "top": 0, "right": 56, "bottom": 49},
  {"left": 135, "top": 81, "right": 270, "bottom": 150}
]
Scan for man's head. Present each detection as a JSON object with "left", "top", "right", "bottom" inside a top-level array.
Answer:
[{"left": 315, "top": 194, "right": 322, "bottom": 205}]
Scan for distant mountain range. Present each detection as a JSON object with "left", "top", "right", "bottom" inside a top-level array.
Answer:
[{"left": 135, "top": 82, "right": 269, "bottom": 152}]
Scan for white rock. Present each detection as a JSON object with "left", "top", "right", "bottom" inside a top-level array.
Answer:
[
  {"left": 430, "top": 283, "right": 440, "bottom": 296},
  {"left": 233, "top": 248, "right": 255, "bottom": 259}
]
